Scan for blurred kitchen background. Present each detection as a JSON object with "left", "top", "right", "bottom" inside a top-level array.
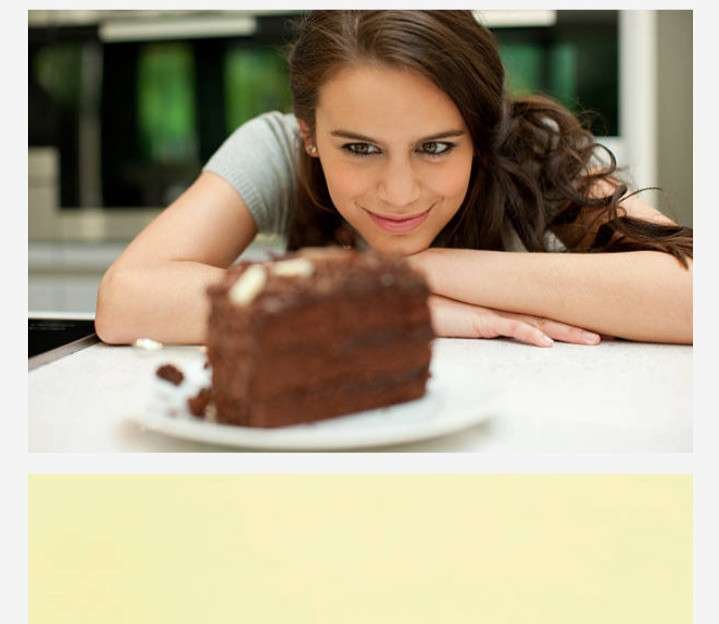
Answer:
[{"left": 28, "top": 10, "right": 692, "bottom": 314}]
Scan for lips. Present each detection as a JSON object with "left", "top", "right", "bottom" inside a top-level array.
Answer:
[{"left": 365, "top": 207, "right": 432, "bottom": 234}]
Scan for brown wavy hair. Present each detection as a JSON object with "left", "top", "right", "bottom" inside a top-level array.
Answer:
[{"left": 285, "top": 10, "right": 692, "bottom": 267}]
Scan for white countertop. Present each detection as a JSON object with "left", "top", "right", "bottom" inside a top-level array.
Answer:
[
  {"left": 28, "top": 337, "right": 692, "bottom": 453},
  {"left": 28, "top": 235, "right": 285, "bottom": 272}
]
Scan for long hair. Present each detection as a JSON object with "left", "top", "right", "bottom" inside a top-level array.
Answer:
[{"left": 285, "top": 10, "right": 692, "bottom": 266}]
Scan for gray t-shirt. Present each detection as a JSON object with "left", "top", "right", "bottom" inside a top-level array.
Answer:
[
  {"left": 203, "top": 110, "right": 565, "bottom": 252},
  {"left": 203, "top": 111, "right": 300, "bottom": 236}
]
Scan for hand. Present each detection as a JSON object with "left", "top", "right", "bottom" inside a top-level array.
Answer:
[{"left": 427, "top": 295, "right": 603, "bottom": 347}]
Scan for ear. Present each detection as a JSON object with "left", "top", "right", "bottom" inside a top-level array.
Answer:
[
  {"left": 297, "top": 118, "right": 312, "bottom": 142},
  {"left": 297, "top": 118, "right": 319, "bottom": 158}
]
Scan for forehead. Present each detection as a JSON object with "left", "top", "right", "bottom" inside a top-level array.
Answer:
[{"left": 315, "top": 63, "right": 467, "bottom": 138}]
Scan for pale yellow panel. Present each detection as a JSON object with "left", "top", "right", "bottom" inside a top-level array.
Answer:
[{"left": 29, "top": 475, "right": 691, "bottom": 623}]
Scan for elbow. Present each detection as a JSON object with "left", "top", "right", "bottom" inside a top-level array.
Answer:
[
  {"left": 680, "top": 310, "right": 693, "bottom": 345},
  {"left": 669, "top": 273, "right": 693, "bottom": 345},
  {"left": 668, "top": 306, "right": 693, "bottom": 345},
  {"left": 660, "top": 257, "right": 692, "bottom": 344},
  {"left": 680, "top": 265, "right": 693, "bottom": 344},
  {"left": 94, "top": 267, "right": 135, "bottom": 345}
]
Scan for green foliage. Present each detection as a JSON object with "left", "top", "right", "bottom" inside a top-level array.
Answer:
[
  {"left": 225, "top": 47, "right": 293, "bottom": 132},
  {"left": 137, "top": 43, "right": 198, "bottom": 163}
]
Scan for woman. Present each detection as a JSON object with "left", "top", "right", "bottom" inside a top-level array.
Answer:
[{"left": 95, "top": 10, "right": 692, "bottom": 347}]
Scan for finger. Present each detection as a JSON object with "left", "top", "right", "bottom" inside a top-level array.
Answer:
[
  {"left": 538, "top": 319, "right": 601, "bottom": 345},
  {"left": 499, "top": 318, "right": 554, "bottom": 348},
  {"left": 504, "top": 313, "right": 601, "bottom": 346}
]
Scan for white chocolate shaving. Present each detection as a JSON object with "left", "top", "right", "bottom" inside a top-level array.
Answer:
[
  {"left": 271, "top": 257, "right": 315, "bottom": 277},
  {"left": 228, "top": 264, "right": 267, "bottom": 305},
  {"left": 134, "top": 337, "right": 163, "bottom": 350}
]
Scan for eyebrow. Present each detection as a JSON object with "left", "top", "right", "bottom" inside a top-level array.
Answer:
[{"left": 329, "top": 129, "right": 466, "bottom": 143}]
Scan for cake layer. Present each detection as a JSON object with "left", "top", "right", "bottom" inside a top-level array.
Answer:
[
  {"left": 214, "top": 366, "right": 430, "bottom": 427},
  {"left": 211, "top": 336, "right": 432, "bottom": 399},
  {"left": 207, "top": 290, "right": 431, "bottom": 352}
]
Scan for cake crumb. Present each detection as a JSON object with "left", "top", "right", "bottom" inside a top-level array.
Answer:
[
  {"left": 187, "top": 387, "right": 212, "bottom": 418},
  {"left": 156, "top": 364, "right": 184, "bottom": 386}
]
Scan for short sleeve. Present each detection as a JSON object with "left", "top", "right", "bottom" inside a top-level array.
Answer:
[
  {"left": 501, "top": 221, "right": 567, "bottom": 252},
  {"left": 202, "top": 111, "right": 300, "bottom": 235}
]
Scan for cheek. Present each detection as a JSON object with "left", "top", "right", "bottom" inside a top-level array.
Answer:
[
  {"left": 426, "top": 159, "right": 473, "bottom": 200},
  {"left": 320, "top": 157, "right": 371, "bottom": 203}
]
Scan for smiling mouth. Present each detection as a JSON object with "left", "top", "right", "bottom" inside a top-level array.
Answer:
[
  {"left": 363, "top": 206, "right": 433, "bottom": 234},
  {"left": 367, "top": 208, "right": 430, "bottom": 223}
]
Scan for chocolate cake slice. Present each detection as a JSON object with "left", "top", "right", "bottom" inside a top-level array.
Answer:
[{"left": 205, "top": 247, "right": 434, "bottom": 427}]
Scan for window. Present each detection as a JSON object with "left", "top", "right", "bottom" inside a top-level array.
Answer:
[{"left": 494, "top": 10, "right": 619, "bottom": 136}]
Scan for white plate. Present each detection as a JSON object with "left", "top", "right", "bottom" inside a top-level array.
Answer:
[{"left": 133, "top": 376, "right": 496, "bottom": 451}]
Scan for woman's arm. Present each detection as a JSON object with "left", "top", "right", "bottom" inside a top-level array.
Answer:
[
  {"left": 410, "top": 248, "right": 692, "bottom": 344},
  {"left": 410, "top": 186, "right": 692, "bottom": 345},
  {"left": 94, "top": 171, "right": 258, "bottom": 345}
]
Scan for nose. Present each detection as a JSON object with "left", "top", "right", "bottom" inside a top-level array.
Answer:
[{"left": 376, "top": 155, "right": 421, "bottom": 211}]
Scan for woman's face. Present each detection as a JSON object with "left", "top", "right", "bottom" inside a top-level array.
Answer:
[{"left": 305, "top": 63, "right": 475, "bottom": 256}]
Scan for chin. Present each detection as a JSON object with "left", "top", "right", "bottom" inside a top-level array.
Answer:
[{"left": 365, "top": 234, "right": 431, "bottom": 257}]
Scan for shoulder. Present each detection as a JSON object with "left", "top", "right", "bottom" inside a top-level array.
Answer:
[
  {"left": 209, "top": 111, "right": 300, "bottom": 171},
  {"left": 548, "top": 171, "right": 679, "bottom": 251},
  {"left": 240, "top": 110, "right": 299, "bottom": 142},
  {"left": 587, "top": 176, "right": 677, "bottom": 226}
]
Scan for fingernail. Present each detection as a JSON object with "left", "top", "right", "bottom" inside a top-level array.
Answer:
[
  {"left": 540, "top": 334, "right": 554, "bottom": 347},
  {"left": 582, "top": 331, "right": 600, "bottom": 344}
]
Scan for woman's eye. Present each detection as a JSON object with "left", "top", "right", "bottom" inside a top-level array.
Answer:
[
  {"left": 343, "top": 143, "right": 380, "bottom": 157},
  {"left": 420, "top": 141, "right": 454, "bottom": 156},
  {"left": 342, "top": 141, "right": 454, "bottom": 158}
]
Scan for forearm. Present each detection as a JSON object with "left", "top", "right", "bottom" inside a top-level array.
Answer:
[
  {"left": 409, "top": 248, "right": 692, "bottom": 344},
  {"left": 95, "top": 261, "right": 226, "bottom": 345}
]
